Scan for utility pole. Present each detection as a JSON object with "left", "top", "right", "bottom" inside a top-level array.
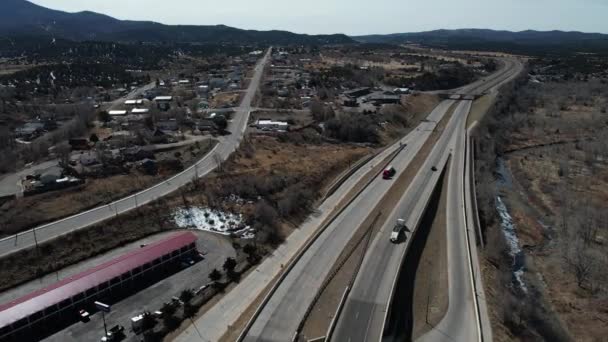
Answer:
[{"left": 33, "top": 227, "right": 39, "bottom": 256}]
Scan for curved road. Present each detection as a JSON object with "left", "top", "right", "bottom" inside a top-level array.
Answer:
[
  {"left": 0, "top": 48, "right": 271, "bottom": 258},
  {"left": 241, "top": 100, "right": 456, "bottom": 342},
  {"left": 332, "top": 58, "right": 524, "bottom": 342}
]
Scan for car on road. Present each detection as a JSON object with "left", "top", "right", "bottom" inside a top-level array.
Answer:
[
  {"left": 431, "top": 166, "right": 438, "bottom": 172},
  {"left": 390, "top": 219, "right": 408, "bottom": 243},
  {"left": 382, "top": 166, "right": 396, "bottom": 180}
]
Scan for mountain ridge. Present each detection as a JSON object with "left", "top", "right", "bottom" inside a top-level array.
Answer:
[
  {"left": 0, "top": 0, "right": 354, "bottom": 45},
  {"left": 354, "top": 28, "right": 608, "bottom": 54}
]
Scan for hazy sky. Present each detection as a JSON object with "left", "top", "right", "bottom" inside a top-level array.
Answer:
[{"left": 29, "top": 0, "right": 608, "bottom": 35}]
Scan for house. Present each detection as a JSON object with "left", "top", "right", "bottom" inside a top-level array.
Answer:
[
  {"left": 367, "top": 95, "right": 401, "bottom": 105},
  {"left": 153, "top": 96, "right": 173, "bottom": 102},
  {"left": 15, "top": 122, "right": 45, "bottom": 139},
  {"left": 35, "top": 166, "right": 63, "bottom": 185},
  {"left": 344, "top": 87, "right": 371, "bottom": 99},
  {"left": 393, "top": 88, "right": 411, "bottom": 94},
  {"left": 122, "top": 147, "right": 155, "bottom": 162},
  {"left": 343, "top": 98, "right": 359, "bottom": 107},
  {"left": 209, "top": 78, "right": 227, "bottom": 89},
  {"left": 197, "top": 85, "right": 210, "bottom": 95},
  {"left": 256, "top": 119, "right": 289, "bottom": 131},
  {"left": 125, "top": 99, "right": 144, "bottom": 106},
  {"left": 196, "top": 119, "right": 216, "bottom": 133},
  {"left": 71, "top": 151, "right": 100, "bottom": 167},
  {"left": 131, "top": 108, "right": 150, "bottom": 114},
  {"left": 156, "top": 120, "right": 179, "bottom": 132},
  {"left": 109, "top": 110, "right": 128, "bottom": 116}
]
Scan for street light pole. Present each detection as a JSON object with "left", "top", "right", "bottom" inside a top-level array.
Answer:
[{"left": 102, "top": 311, "right": 108, "bottom": 337}]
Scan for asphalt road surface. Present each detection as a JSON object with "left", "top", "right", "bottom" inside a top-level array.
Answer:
[
  {"left": 0, "top": 48, "right": 271, "bottom": 258},
  {"left": 332, "top": 101, "right": 471, "bottom": 342},
  {"left": 241, "top": 100, "right": 457, "bottom": 342},
  {"left": 333, "top": 58, "right": 523, "bottom": 342},
  {"left": 416, "top": 98, "right": 476, "bottom": 342}
]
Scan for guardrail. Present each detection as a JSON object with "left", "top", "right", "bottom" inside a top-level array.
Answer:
[
  {"left": 322, "top": 153, "right": 376, "bottom": 201},
  {"left": 463, "top": 129, "right": 485, "bottom": 341},
  {"left": 325, "top": 286, "right": 351, "bottom": 342},
  {"left": 236, "top": 145, "right": 406, "bottom": 342}
]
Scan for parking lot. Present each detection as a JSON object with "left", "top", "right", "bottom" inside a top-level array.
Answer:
[{"left": 2, "top": 230, "right": 237, "bottom": 342}]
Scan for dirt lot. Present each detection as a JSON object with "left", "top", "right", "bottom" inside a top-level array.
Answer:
[
  {"left": 211, "top": 92, "right": 241, "bottom": 108},
  {"left": 0, "top": 140, "right": 216, "bottom": 235}
]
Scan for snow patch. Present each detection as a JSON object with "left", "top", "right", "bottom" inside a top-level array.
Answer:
[
  {"left": 496, "top": 196, "right": 528, "bottom": 293},
  {"left": 173, "top": 206, "right": 254, "bottom": 239}
]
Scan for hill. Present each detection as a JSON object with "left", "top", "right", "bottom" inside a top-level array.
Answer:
[
  {"left": 354, "top": 29, "right": 608, "bottom": 55},
  {"left": 0, "top": 0, "right": 353, "bottom": 45}
]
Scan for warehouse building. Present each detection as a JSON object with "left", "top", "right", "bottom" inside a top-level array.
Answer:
[{"left": 0, "top": 232, "right": 198, "bottom": 341}]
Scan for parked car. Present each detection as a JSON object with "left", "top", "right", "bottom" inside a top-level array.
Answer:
[
  {"left": 79, "top": 309, "right": 90, "bottom": 322},
  {"left": 101, "top": 324, "right": 124, "bottom": 341}
]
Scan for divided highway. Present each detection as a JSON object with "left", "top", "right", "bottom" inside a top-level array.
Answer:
[
  {"left": 240, "top": 101, "right": 457, "bottom": 342},
  {"left": 238, "top": 58, "right": 523, "bottom": 342},
  {"left": 332, "top": 100, "right": 471, "bottom": 342},
  {"left": 0, "top": 49, "right": 272, "bottom": 258},
  {"left": 333, "top": 58, "right": 523, "bottom": 342}
]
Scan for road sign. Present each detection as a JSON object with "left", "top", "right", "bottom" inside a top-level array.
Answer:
[{"left": 95, "top": 301, "right": 111, "bottom": 313}]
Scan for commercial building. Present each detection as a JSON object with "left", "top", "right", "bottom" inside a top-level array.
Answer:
[{"left": 0, "top": 232, "right": 198, "bottom": 341}]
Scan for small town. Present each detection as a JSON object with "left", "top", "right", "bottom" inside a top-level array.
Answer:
[{"left": 0, "top": 1, "right": 606, "bottom": 342}]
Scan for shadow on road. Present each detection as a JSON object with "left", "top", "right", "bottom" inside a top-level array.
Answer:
[{"left": 382, "top": 168, "right": 447, "bottom": 342}]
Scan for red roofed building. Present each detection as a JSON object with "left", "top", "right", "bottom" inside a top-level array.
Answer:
[{"left": 0, "top": 231, "right": 197, "bottom": 341}]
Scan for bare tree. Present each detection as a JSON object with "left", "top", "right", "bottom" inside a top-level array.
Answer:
[
  {"left": 213, "top": 152, "right": 224, "bottom": 173},
  {"left": 56, "top": 142, "right": 71, "bottom": 168}
]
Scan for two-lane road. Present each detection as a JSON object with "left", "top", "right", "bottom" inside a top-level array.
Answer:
[{"left": 0, "top": 49, "right": 272, "bottom": 258}]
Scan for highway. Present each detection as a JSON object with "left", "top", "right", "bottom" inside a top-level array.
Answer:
[
  {"left": 0, "top": 48, "right": 272, "bottom": 258},
  {"left": 416, "top": 96, "right": 476, "bottom": 342},
  {"left": 237, "top": 58, "right": 523, "bottom": 342},
  {"left": 240, "top": 101, "right": 457, "bottom": 342},
  {"left": 332, "top": 58, "right": 524, "bottom": 342},
  {"left": 332, "top": 100, "right": 471, "bottom": 342}
]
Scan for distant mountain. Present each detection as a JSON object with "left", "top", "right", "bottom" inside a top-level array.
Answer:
[
  {"left": 354, "top": 29, "right": 608, "bottom": 55},
  {"left": 0, "top": 0, "right": 353, "bottom": 45}
]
